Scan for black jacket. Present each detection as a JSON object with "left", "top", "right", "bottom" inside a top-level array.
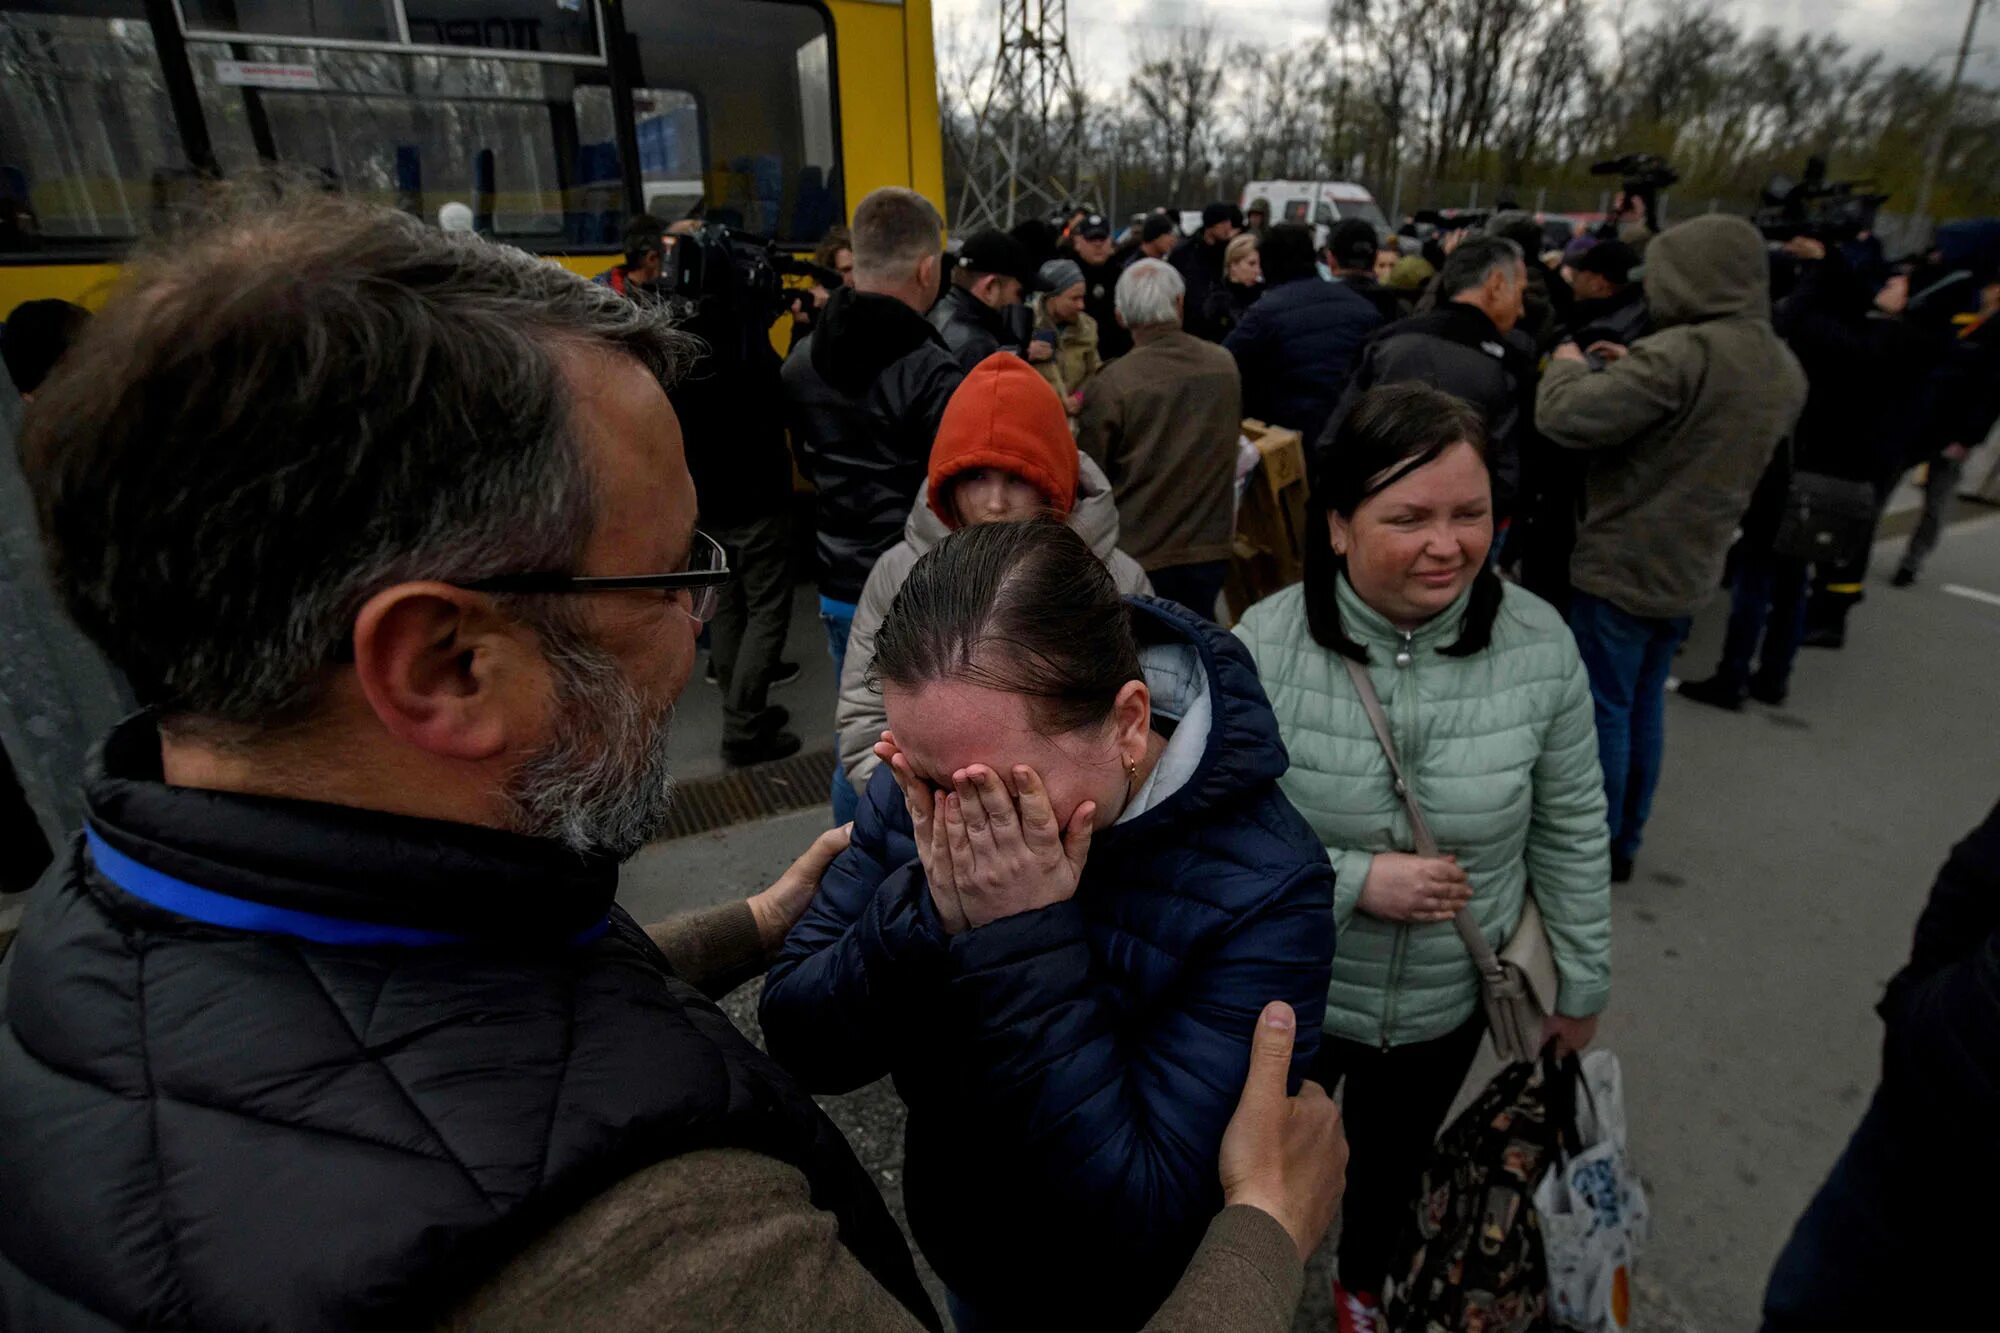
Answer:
[
  {"left": 1913, "top": 311, "right": 2000, "bottom": 461},
  {"left": 1775, "top": 256, "right": 1930, "bottom": 486},
  {"left": 1078, "top": 253, "right": 1133, "bottom": 359},
  {"left": 928, "top": 284, "right": 1025, "bottom": 372},
  {"left": 1323, "top": 302, "right": 1538, "bottom": 512},
  {"left": 1880, "top": 800, "right": 2000, "bottom": 1130},
  {"left": 1565, "top": 286, "right": 1650, "bottom": 350},
  {"left": 782, "top": 287, "right": 965, "bottom": 603},
  {"left": 1170, "top": 235, "right": 1231, "bottom": 342},
  {"left": 671, "top": 296, "right": 792, "bottom": 524},
  {"left": 1334, "top": 272, "right": 1409, "bottom": 324},
  {"left": 0, "top": 717, "right": 936, "bottom": 1332},
  {"left": 1202, "top": 280, "right": 1263, "bottom": 341},
  {"left": 1224, "top": 276, "right": 1383, "bottom": 447}
]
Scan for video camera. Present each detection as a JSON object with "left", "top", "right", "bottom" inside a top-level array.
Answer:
[
  {"left": 1411, "top": 208, "right": 1490, "bottom": 232},
  {"left": 1753, "top": 157, "right": 1888, "bottom": 245},
  {"left": 664, "top": 222, "right": 843, "bottom": 336},
  {"left": 1590, "top": 153, "right": 1678, "bottom": 232}
]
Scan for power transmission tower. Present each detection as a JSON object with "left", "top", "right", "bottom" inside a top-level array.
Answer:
[{"left": 954, "top": 0, "right": 1085, "bottom": 232}]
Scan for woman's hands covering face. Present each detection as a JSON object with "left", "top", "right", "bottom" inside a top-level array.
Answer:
[{"left": 875, "top": 732, "right": 1097, "bottom": 935}]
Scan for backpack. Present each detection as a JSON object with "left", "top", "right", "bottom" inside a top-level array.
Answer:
[{"left": 1386, "top": 1053, "right": 1578, "bottom": 1333}]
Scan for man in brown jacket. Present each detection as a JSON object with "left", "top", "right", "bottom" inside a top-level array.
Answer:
[
  {"left": 0, "top": 191, "right": 1347, "bottom": 1333},
  {"left": 1078, "top": 257, "right": 1245, "bottom": 618}
]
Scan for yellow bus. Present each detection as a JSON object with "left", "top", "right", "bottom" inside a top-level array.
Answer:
[{"left": 0, "top": 0, "right": 944, "bottom": 310}]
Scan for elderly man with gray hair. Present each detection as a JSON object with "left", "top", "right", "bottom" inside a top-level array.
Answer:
[{"left": 1077, "top": 257, "right": 1244, "bottom": 618}]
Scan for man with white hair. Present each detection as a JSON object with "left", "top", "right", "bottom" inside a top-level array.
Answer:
[{"left": 1077, "top": 257, "right": 1243, "bottom": 617}]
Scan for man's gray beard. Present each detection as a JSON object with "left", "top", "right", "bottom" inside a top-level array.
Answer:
[{"left": 503, "top": 617, "right": 677, "bottom": 860}]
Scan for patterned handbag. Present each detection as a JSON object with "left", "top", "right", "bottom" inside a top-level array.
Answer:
[{"left": 1385, "top": 1052, "right": 1579, "bottom": 1333}]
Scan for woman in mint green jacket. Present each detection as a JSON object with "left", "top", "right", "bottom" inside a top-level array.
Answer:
[{"left": 1234, "top": 383, "right": 1611, "bottom": 1330}]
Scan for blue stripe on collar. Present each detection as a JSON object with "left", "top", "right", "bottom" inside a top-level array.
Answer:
[{"left": 84, "top": 826, "right": 608, "bottom": 949}]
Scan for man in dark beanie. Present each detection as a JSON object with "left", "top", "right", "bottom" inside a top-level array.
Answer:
[
  {"left": 1172, "top": 201, "right": 1245, "bottom": 341},
  {"left": 1326, "top": 219, "right": 1403, "bottom": 322}
]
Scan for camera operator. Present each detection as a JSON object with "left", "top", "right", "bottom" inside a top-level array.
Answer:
[
  {"left": 594, "top": 214, "right": 669, "bottom": 299},
  {"left": 667, "top": 226, "right": 808, "bottom": 765},
  {"left": 786, "top": 225, "right": 854, "bottom": 352},
  {"left": 1678, "top": 234, "right": 1926, "bottom": 703},
  {"left": 1589, "top": 155, "right": 1675, "bottom": 249},
  {"left": 1564, "top": 240, "right": 1648, "bottom": 350}
]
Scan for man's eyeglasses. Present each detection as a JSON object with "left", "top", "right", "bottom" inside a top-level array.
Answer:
[{"left": 462, "top": 530, "right": 731, "bottom": 624}]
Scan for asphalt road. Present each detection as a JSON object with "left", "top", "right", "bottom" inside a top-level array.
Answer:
[{"left": 620, "top": 509, "right": 2000, "bottom": 1332}]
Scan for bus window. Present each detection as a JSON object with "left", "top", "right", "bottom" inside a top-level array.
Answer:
[
  {"left": 181, "top": 0, "right": 396, "bottom": 45},
  {"left": 0, "top": 2, "right": 191, "bottom": 245},
  {"left": 192, "top": 42, "right": 595, "bottom": 242},
  {"left": 574, "top": 85, "right": 704, "bottom": 225},
  {"left": 1314, "top": 202, "right": 1334, "bottom": 226},
  {"left": 623, "top": 0, "right": 841, "bottom": 243},
  {"left": 1282, "top": 199, "right": 1308, "bottom": 223}
]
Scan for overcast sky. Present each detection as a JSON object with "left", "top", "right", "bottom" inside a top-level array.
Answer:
[{"left": 931, "top": 0, "right": 1997, "bottom": 97}]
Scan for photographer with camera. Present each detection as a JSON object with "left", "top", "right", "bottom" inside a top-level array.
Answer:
[{"left": 1590, "top": 155, "right": 1675, "bottom": 247}]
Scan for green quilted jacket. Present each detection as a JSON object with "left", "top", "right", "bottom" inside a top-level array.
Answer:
[{"left": 1235, "top": 575, "right": 1611, "bottom": 1048}]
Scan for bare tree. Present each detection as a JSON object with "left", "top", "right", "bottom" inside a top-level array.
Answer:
[{"left": 1127, "top": 24, "right": 1228, "bottom": 202}]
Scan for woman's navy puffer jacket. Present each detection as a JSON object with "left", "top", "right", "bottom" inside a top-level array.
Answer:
[{"left": 760, "top": 597, "right": 1335, "bottom": 1331}]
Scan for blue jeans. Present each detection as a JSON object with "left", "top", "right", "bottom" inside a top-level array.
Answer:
[
  {"left": 821, "top": 596, "right": 858, "bottom": 825},
  {"left": 946, "top": 1290, "right": 999, "bottom": 1333},
  {"left": 1718, "top": 549, "right": 1809, "bottom": 695},
  {"left": 1567, "top": 591, "right": 1691, "bottom": 861},
  {"left": 1763, "top": 1092, "right": 1909, "bottom": 1329}
]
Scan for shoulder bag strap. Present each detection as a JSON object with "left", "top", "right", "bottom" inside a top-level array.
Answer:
[{"left": 1340, "top": 656, "right": 1506, "bottom": 979}]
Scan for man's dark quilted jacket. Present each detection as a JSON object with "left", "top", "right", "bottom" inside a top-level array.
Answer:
[{"left": 0, "top": 718, "right": 932, "bottom": 1332}]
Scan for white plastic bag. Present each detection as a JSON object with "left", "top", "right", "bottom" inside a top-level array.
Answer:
[{"left": 1536, "top": 1050, "right": 1649, "bottom": 1331}]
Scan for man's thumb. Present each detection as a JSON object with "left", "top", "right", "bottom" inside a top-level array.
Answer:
[
  {"left": 791, "top": 824, "right": 853, "bottom": 881},
  {"left": 1241, "top": 1002, "right": 1297, "bottom": 1109}
]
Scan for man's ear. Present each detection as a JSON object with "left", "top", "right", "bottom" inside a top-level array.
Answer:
[{"left": 349, "top": 582, "right": 528, "bottom": 762}]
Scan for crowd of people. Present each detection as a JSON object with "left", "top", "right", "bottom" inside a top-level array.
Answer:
[{"left": 0, "top": 163, "right": 1996, "bottom": 1333}]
